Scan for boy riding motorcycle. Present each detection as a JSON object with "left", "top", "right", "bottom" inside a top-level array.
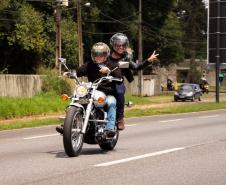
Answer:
[{"left": 56, "top": 42, "right": 122, "bottom": 137}]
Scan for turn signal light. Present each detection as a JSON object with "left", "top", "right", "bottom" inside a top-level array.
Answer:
[
  {"left": 61, "top": 94, "right": 69, "bottom": 101},
  {"left": 97, "top": 97, "right": 105, "bottom": 104}
]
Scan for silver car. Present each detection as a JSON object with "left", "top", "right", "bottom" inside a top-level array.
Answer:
[{"left": 174, "top": 83, "right": 202, "bottom": 102}]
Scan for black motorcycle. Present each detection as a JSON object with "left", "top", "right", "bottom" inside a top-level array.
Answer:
[{"left": 59, "top": 58, "right": 124, "bottom": 157}]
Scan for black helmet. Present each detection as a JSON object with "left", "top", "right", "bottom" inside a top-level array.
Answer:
[
  {"left": 110, "top": 33, "right": 129, "bottom": 52},
  {"left": 91, "top": 42, "right": 110, "bottom": 62}
]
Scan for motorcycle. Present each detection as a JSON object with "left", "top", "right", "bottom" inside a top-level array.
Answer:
[
  {"left": 59, "top": 58, "right": 124, "bottom": 157},
  {"left": 200, "top": 83, "right": 209, "bottom": 94}
]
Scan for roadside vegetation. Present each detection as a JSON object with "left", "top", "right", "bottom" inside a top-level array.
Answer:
[
  {"left": 0, "top": 92, "right": 68, "bottom": 120},
  {"left": 125, "top": 101, "right": 226, "bottom": 118},
  {"left": 1, "top": 92, "right": 226, "bottom": 131}
]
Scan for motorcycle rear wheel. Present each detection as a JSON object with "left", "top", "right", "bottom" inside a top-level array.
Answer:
[
  {"left": 63, "top": 107, "right": 84, "bottom": 157},
  {"left": 99, "top": 131, "right": 119, "bottom": 151}
]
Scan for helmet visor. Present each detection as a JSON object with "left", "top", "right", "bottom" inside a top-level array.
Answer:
[{"left": 92, "top": 51, "right": 108, "bottom": 58}]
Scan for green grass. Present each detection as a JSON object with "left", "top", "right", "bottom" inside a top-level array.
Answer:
[
  {"left": 0, "top": 92, "right": 68, "bottom": 119},
  {"left": 125, "top": 93, "right": 173, "bottom": 105},
  {"left": 1, "top": 92, "right": 226, "bottom": 131},
  {"left": 0, "top": 93, "right": 172, "bottom": 119},
  {"left": 0, "top": 118, "right": 61, "bottom": 131},
  {"left": 125, "top": 101, "right": 226, "bottom": 117}
]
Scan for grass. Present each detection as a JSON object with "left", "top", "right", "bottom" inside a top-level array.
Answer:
[
  {"left": 125, "top": 93, "right": 173, "bottom": 105},
  {"left": 125, "top": 101, "right": 226, "bottom": 118},
  {"left": 0, "top": 92, "right": 68, "bottom": 119},
  {"left": 1, "top": 92, "right": 226, "bottom": 131},
  {"left": 0, "top": 118, "right": 61, "bottom": 130}
]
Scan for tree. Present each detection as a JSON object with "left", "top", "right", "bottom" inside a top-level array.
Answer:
[
  {"left": 176, "top": 0, "right": 207, "bottom": 59},
  {"left": 0, "top": 1, "right": 48, "bottom": 73},
  {"left": 176, "top": 0, "right": 207, "bottom": 82},
  {"left": 0, "top": 0, "right": 194, "bottom": 73},
  {"left": 158, "top": 11, "right": 184, "bottom": 66}
]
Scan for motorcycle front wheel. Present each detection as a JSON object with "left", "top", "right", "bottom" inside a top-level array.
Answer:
[
  {"left": 63, "top": 107, "right": 84, "bottom": 157},
  {"left": 99, "top": 131, "right": 119, "bottom": 151}
]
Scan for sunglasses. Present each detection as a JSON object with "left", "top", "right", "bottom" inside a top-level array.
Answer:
[{"left": 115, "top": 44, "right": 127, "bottom": 49}]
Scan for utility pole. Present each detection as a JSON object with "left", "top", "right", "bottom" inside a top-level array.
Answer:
[
  {"left": 216, "top": 0, "right": 220, "bottom": 103},
  {"left": 55, "top": 0, "right": 68, "bottom": 75},
  {"left": 55, "top": 3, "right": 61, "bottom": 75},
  {"left": 138, "top": 0, "right": 143, "bottom": 96},
  {"left": 77, "top": 0, "right": 83, "bottom": 66}
]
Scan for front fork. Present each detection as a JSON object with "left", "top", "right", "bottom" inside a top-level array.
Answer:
[{"left": 81, "top": 99, "right": 93, "bottom": 134}]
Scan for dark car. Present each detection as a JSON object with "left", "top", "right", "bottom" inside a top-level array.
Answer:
[{"left": 174, "top": 83, "right": 202, "bottom": 102}]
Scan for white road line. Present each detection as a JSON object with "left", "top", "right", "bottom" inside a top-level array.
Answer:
[
  {"left": 127, "top": 124, "right": 137, "bottom": 127},
  {"left": 94, "top": 147, "right": 185, "bottom": 167},
  {"left": 159, "top": 119, "right": 183, "bottom": 123},
  {"left": 23, "top": 133, "right": 59, "bottom": 140},
  {"left": 198, "top": 115, "right": 219, "bottom": 119}
]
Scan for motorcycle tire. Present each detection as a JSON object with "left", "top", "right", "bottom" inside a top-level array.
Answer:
[
  {"left": 99, "top": 131, "right": 119, "bottom": 151},
  {"left": 63, "top": 107, "right": 84, "bottom": 157}
]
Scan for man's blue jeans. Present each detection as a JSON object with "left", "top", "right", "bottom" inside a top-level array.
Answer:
[
  {"left": 115, "top": 83, "right": 126, "bottom": 119},
  {"left": 105, "top": 95, "right": 117, "bottom": 130}
]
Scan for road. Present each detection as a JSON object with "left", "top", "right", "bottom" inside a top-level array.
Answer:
[{"left": 1, "top": 109, "right": 226, "bottom": 185}]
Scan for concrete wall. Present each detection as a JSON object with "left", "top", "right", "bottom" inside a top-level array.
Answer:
[
  {"left": 0, "top": 75, "right": 43, "bottom": 97},
  {"left": 124, "top": 74, "right": 161, "bottom": 96},
  {"left": 0, "top": 74, "right": 161, "bottom": 97}
]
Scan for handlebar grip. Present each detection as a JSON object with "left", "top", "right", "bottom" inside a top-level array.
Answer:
[{"left": 112, "top": 78, "right": 123, "bottom": 82}]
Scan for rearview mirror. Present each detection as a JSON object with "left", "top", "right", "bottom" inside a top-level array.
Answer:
[
  {"left": 58, "top": 58, "right": 66, "bottom": 65},
  {"left": 118, "top": 61, "right": 129, "bottom": 68},
  {"left": 58, "top": 58, "right": 69, "bottom": 71}
]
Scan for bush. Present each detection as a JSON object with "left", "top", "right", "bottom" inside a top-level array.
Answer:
[{"left": 40, "top": 68, "right": 72, "bottom": 95}]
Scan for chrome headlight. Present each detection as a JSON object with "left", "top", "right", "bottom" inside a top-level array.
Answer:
[{"left": 74, "top": 85, "right": 88, "bottom": 97}]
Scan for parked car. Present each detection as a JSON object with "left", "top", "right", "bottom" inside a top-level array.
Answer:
[{"left": 174, "top": 83, "right": 202, "bottom": 102}]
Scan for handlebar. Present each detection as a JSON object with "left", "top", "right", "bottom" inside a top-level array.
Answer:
[{"left": 93, "top": 76, "right": 123, "bottom": 86}]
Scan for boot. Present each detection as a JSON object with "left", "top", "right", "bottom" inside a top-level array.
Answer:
[
  {"left": 56, "top": 125, "right": 64, "bottom": 135},
  {"left": 117, "top": 118, "right": 125, "bottom": 130}
]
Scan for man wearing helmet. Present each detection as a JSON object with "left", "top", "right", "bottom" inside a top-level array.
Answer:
[
  {"left": 101, "top": 33, "right": 159, "bottom": 130},
  {"left": 56, "top": 42, "right": 122, "bottom": 137}
]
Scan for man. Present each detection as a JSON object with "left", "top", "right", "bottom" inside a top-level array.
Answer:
[
  {"left": 56, "top": 42, "right": 122, "bottom": 137},
  {"left": 101, "top": 33, "right": 159, "bottom": 130}
]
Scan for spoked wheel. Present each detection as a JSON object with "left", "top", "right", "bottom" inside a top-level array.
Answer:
[
  {"left": 99, "top": 131, "right": 119, "bottom": 151},
  {"left": 63, "top": 107, "right": 84, "bottom": 157}
]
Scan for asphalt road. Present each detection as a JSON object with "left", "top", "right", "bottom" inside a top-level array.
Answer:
[{"left": 1, "top": 109, "right": 226, "bottom": 185}]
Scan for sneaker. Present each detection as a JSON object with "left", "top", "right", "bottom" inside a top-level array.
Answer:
[
  {"left": 56, "top": 125, "right": 64, "bottom": 135},
  {"left": 117, "top": 118, "right": 125, "bottom": 130}
]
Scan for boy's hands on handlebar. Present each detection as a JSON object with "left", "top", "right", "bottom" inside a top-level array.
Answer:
[
  {"left": 99, "top": 66, "right": 111, "bottom": 74},
  {"left": 147, "top": 50, "right": 159, "bottom": 63}
]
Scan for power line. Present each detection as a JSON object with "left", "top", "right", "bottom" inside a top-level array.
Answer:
[
  {"left": 0, "top": 18, "right": 17, "bottom": 22},
  {"left": 83, "top": 29, "right": 130, "bottom": 35},
  {"left": 25, "top": 0, "right": 55, "bottom": 2}
]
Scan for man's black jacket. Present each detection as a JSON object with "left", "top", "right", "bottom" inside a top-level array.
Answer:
[
  {"left": 109, "top": 53, "right": 152, "bottom": 83},
  {"left": 76, "top": 60, "right": 122, "bottom": 96}
]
